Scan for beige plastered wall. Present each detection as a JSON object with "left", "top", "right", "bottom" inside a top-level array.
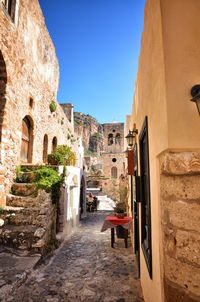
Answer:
[{"left": 130, "top": 0, "right": 200, "bottom": 301}]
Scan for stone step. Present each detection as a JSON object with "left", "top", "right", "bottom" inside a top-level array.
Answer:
[
  {"left": 11, "top": 183, "right": 37, "bottom": 197},
  {"left": 0, "top": 224, "right": 39, "bottom": 250},
  {"left": 6, "top": 194, "right": 39, "bottom": 208},
  {"left": 0, "top": 206, "right": 51, "bottom": 227},
  {"left": 16, "top": 171, "right": 37, "bottom": 183}
]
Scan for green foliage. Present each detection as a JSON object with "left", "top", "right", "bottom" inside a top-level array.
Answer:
[
  {"left": 48, "top": 145, "right": 76, "bottom": 166},
  {"left": 115, "top": 202, "right": 126, "bottom": 213},
  {"left": 67, "top": 133, "right": 71, "bottom": 140},
  {"left": 48, "top": 152, "right": 64, "bottom": 165},
  {"left": 49, "top": 100, "right": 57, "bottom": 113},
  {"left": 33, "top": 166, "right": 62, "bottom": 204},
  {"left": 20, "top": 167, "right": 31, "bottom": 172},
  {"left": 61, "top": 118, "right": 64, "bottom": 125},
  {"left": 15, "top": 173, "right": 29, "bottom": 183},
  {"left": 55, "top": 145, "right": 76, "bottom": 166},
  {"left": 16, "top": 165, "right": 21, "bottom": 177}
]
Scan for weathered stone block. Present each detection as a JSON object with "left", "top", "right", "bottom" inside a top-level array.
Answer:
[
  {"left": 164, "top": 255, "right": 200, "bottom": 297},
  {"left": 6, "top": 194, "right": 38, "bottom": 208},
  {"left": 161, "top": 175, "right": 200, "bottom": 201},
  {"left": 160, "top": 152, "right": 200, "bottom": 175},
  {"left": 11, "top": 183, "right": 37, "bottom": 197},
  {"left": 176, "top": 230, "right": 200, "bottom": 266},
  {"left": 161, "top": 199, "right": 200, "bottom": 233}
]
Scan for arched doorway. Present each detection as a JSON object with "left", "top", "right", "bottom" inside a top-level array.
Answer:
[
  {"left": 52, "top": 136, "right": 57, "bottom": 152},
  {"left": 0, "top": 50, "right": 7, "bottom": 143},
  {"left": 43, "top": 134, "right": 48, "bottom": 163},
  {"left": 20, "top": 116, "right": 33, "bottom": 163}
]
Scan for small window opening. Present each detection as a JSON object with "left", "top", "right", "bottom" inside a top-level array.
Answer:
[
  {"left": 29, "top": 97, "right": 34, "bottom": 109},
  {"left": 112, "top": 158, "right": 117, "bottom": 162}
]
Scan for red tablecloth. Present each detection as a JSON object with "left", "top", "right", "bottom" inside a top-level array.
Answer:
[{"left": 101, "top": 216, "right": 133, "bottom": 232}]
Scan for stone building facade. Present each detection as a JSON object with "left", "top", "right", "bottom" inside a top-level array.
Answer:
[
  {"left": 0, "top": 0, "right": 86, "bottom": 254},
  {"left": 128, "top": 1, "right": 200, "bottom": 302},
  {"left": 101, "top": 123, "right": 126, "bottom": 199},
  {"left": 0, "top": 0, "right": 82, "bottom": 206}
]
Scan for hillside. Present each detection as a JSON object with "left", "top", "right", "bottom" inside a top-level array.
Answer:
[{"left": 74, "top": 112, "right": 104, "bottom": 155}]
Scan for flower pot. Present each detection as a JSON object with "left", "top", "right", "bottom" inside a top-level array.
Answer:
[{"left": 116, "top": 213, "right": 124, "bottom": 219}]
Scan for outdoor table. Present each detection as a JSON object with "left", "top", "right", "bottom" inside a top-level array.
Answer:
[{"left": 101, "top": 216, "right": 133, "bottom": 248}]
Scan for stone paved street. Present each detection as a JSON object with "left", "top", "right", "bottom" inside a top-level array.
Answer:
[{"left": 4, "top": 211, "right": 144, "bottom": 302}]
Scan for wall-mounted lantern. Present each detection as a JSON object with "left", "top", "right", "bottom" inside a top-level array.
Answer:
[
  {"left": 125, "top": 129, "right": 138, "bottom": 148},
  {"left": 191, "top": 85, "right": 200, "bottom": 115}
]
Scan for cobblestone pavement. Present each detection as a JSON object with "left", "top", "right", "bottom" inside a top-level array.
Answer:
[{"left": 5, "top": 211, "right": 144, "bottom": 302}]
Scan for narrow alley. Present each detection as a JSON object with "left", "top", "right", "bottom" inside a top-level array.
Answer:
[{"left": 5, "top": 211, "right": 144, "bottom": 302}]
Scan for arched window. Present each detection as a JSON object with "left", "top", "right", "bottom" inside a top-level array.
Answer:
[
  {"left": 52, "top": 136, "right": 57, "bottom": 152},
  {"left": 115, "top": 133, "right": 121, "bottom": 145},
  {"left": 108, "top": 133, "right": 113, "bottom": 146},
  {"left": 20, "top": 116, "right": 33, "bottom": 163},
  {"left": 43, "top": 134, "right": 48, "bottom": 163},
  {"left": 111, "top": 167, "right": 117, "bottom": 178}
]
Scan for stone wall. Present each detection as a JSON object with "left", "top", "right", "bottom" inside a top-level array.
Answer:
[
  {"left": 0, "top": 190, "right": 57, "bottom": 256},
  {"left": 0, "top": 0, "right": 81, "bottom": 204},
  {"left": 160, "top": 151, "right": 200, "bottom": 302}
]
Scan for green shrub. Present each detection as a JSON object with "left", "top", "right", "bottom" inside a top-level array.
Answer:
[
  {"left": 15, "top": 173, "right": 29, "bottom": 183},
  {"left": 33, "top": 166, "right": 62, "bottom": 204},
  {"left": 115, "top": 202, "right": 126, "bottom": 213},
  {"left": 47, "top": 145, "right": 76, "bottom": 166},
  {"left": 49, "top": 100, "right": 57, "bottom": 113},
  {"left": 48, "top": 152, "right": 64, "bottom": 165}
]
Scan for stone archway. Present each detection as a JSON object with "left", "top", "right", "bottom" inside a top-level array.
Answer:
[
  {"left": 20, "top": 116, "right": 34, "bottom": 163},
  {"left": 0, "top": 50, "right": 7, "bottom": 143}
]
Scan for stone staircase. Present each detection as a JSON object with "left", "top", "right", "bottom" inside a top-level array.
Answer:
[{"left": 0, "top": 165, "right": 57, "bottom": 256}]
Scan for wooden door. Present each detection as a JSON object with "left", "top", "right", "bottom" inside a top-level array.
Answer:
[{"left": 21, "top": 117, "right": 30, "bottom": 162}]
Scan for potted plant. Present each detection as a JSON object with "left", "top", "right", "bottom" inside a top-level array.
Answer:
[{"left": 114, "top": 202, "right": 126, "bottom": 219}]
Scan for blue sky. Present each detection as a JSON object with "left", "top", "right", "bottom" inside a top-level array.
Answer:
[{"left": 39, "top": 0, "right": 146, "bottom": 124}]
